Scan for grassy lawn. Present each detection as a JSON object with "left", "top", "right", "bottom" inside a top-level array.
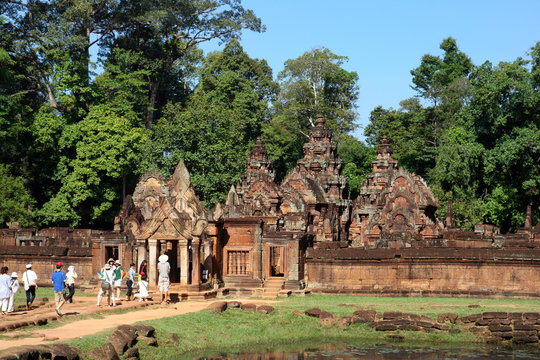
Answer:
[
  {"left": 12, "top": 287, "right": 94, "bottom": 309},
  {"left": 63, "top": 294, "right": 540, "bottom": 359}
]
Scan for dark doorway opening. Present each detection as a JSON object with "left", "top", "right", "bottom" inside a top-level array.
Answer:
[
  {"left": 105, "top": 246, "right": 119, "bottom": 263},
  {"left": 270, "top": 246, "right": 284, "bottom": 277}
]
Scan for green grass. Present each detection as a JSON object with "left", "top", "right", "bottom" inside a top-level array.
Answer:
[
  {"left": 59, "top": 294, "right": 540, "bottom": 359},
  {"left": 12, "top": 287, "right": 94, "bottom": 309}
]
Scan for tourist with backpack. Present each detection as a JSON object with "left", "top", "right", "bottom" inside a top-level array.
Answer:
[{"left": 97, "top": 263, "right": 116, "bottom": 307}]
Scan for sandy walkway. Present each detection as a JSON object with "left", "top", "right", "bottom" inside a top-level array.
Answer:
[{"left": 0, "top": 298, "right": 273, "bottom": 351}]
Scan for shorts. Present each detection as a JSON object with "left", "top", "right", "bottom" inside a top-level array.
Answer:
[
  {"left": 54, "top": 291, "right": 64, "bottom": 303},
  {"left": 158, "top": 277, "right": 170, "bottom": 292},
  {"left": 114, "top": 280, "right": 122, "bottom": 287}
]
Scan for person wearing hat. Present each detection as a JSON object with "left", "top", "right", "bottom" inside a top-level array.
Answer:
[
  {"left": 97, "top": 263, "right": 116, "bottom": 307},
  {"left": 157, "top": 254, "right": 170, "bottom": 304},
  {"left": 22, "top": 264, "right": 38, "bottom": 310},
  {"left": 7, "top": 272, "right": 20, "bottom": 313},
  {"left": 65, "top": 266, "right": 77, "bottom": 303},
  {"left": 51, "top": 262, "right": 67, "bottom": 316},
  {"left": 0, "top": 267, "right": 11, "bottom": 315},
  {"left": 113, "top": 260, "right": 124, "bottom": 300},
  {"left": 125, "top": 263, "right": 136, "bottom": 301}
]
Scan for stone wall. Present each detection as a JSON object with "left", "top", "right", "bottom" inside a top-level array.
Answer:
[{"left": 305, "top": 248, "right": 540, "bottom": 298}]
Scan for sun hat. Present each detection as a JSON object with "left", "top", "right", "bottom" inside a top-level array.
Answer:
[
  {"left": 68, "top": 266, "right": 75, "bottom": 272},
  {"left": 11, "top": 272, "right": 17, "bottom": 278},
  {"left": 107, "top": 258, "right": 114, "bottom": 263},
  {"left": 26, "top": 264, "right": 32, "bottom": 269},
  {"left": 56, "top": 262, "right": 63, "bottom": 266},
  {"left": 104, "top": 264, "right": 111, "bottom": 270},
  {"left": 158, "top": 254, "right": 168, "bottom": 263},
  {"left": 115, "top": 260, "right": 121, "bottom": 264}
]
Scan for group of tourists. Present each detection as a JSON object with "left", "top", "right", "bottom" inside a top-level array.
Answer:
[
  {"left": 96, "top": 254, "right": 170, "bottom": 307},
  {"left": 0, "top": 254, "right": 171, "bottom": 317},
  {"left": 0, "top": 264, "right": 41, "bottom": 315}
]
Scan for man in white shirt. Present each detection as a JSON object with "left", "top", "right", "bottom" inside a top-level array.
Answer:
[{"left": 22, "top": 264, "right": 38, "bottom": 310}]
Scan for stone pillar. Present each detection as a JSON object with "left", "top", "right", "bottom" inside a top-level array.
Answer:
[
  {"left": 148, "top": 238, "right": 158, "bottom": 285},
  {"left": 203, "top": 239, "right": 213, "bottom": 281},
  {"left": 179, "top": 239, "right": 189, "bottom": 284},
  {"left": 254, "top": 225, "right": 263, "bottom": 280},
  {"left": 160, "top": 240, "right": 167, "bottom": 256},
  {"left": 191, "top": 237, "right": 201, "bottom": 285},
  {"left": 137, "top": 240, "right": 147, "bottom": 268}
]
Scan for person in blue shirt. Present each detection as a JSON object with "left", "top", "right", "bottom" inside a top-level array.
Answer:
[
  {"left": 125, "top": 263, "right": 136, "bottom": 301},
  {"left": 51, "top": 262, "right": 67, "bottom": 316}
]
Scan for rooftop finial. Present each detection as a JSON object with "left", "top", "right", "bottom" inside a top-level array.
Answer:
[{"left": 316, "top": 114, "right": 325, "bottom": 126}]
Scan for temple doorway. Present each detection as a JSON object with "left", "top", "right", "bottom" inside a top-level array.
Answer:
[
  {"left": 105, "top": 246, "right": 118, "bottom": 263},
  {"left": 269, "top": 246, "right": 285, "bottom": 277},
  {"left": 166, "top": 241, "right": 179, "bottom": 283}
]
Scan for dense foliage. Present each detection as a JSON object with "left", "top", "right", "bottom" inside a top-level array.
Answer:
[{"left": 0, "top": 2, "right": 537, "bottom": 232}]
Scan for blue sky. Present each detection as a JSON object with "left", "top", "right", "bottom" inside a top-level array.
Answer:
[{"left": 200, "top": 0, "right": 540, "bottom": 140}]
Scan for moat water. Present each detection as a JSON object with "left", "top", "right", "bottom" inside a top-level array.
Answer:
[{"left": 196, "top": 343, "right": 540, "bottom": 359}]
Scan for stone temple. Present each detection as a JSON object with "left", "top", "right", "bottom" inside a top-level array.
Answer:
[{"left": 1, "top": 116, "right": 539, "bottom": 298}]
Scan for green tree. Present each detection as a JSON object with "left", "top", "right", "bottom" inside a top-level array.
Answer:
[
  {"left": 39, "top": 105, "right": 149, "bottom": 227},
  {"left": 337, "top": 135, "right": 376, "bottom": 199},
  {"left": 265, "top": 47, "right": 359, "bottom": 178},
  {"left": 0, "top": 164, "right": 35, "bottom": 227},
  {"left": 148, "top": 39, "right": 278, "bottom": 207}
]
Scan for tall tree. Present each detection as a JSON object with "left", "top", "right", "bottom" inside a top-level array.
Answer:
[
  {"left": 264, "top": 47, "right": 359, "bottom": 179},
  {"left": 148, "top": 39, "right": 278, "bottom": 206}
]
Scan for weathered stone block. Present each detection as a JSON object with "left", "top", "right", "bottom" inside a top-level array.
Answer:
[
  {"left": 124, "top": 347, "right": 139, "bottom": 360},
  {"left": 375, "top": 324, "right": 398, "bottom": 331},
  {"left": 319, "top": 317, "right": 336, "bottom": 327},
  {"left": 319, "top": 311, "right": 335, "bottom": 319},
  {"left": 304, "top": 308, "right": 322, "bottom": 318},
  {"left": 140, "top": 336, "right": 157, "bottom": 347},
  {"left": 488, "top": 324, "right": 512, "bottom": 332},
  {"left": 382, "top": 312, "right": 402, "bottom": 320},
  {"left": 475, "top": 318, "right": 490, "bottom": 326},
  {"left": 256, "top": 305, "right": 274, "bottom": 314},
  {"left": 483, "top": 312, "right": 508, "bottom": 319},
  {"left": 208, "top": 301, "right": 228, "bottom": 313},
  {"left": 458, "top": 314, "right": 481, "bottom": 324},
  {"left": 524, "top": 313, "right": 540, "bottom": 320},
  {"left": 240, "top": 303, "right": 257, "bottom": 312},
  {"left": 513, "top": 322, "right": 536, "bottom": 331},
  {"left": 337, "top": 316, "right": 352, "bottom": 328},
  {"left": 48, "top": 344, "right": 81, "bottom": 360},
  {"left": 490, "top": 331, "right": 513, "bottom": 340},
  {"left": 87, "top": 343, "right": 119, "bottom": 360},
  {"left": 351, "top": 310, "right": 376, "bottom": 323},
  {"left": 133, "top": 324, "right": 155, "bottom": 338},
  {"left": 512, "top": 335, "right": 539, "bottom": 344},
  {"left": 227, "top": 301, "right": 242, "bottom": 308}
]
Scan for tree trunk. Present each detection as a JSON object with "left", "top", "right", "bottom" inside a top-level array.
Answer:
[{"left": 146, "top": 78, "right": 160, "bottom": 129}]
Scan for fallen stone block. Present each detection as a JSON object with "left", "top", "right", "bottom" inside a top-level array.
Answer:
[
  {"left": 256, "top": 305, "right": 274, "bottom": 314},
  {"left": 488, "top": 324, "right": 512, "bottom": 333},
  {"left": 490, "top": 331, "right": 513, "bottom": 340},
  {"left": 304, "top": 308, "right": 322, "bottom": 318},
  {"left": 227, "top": 301, "right": 242, "bottom": 308},
  {"left": 48, "top": 344, "right": 81, "bottom": 360},
  {"left": 107, "top": 332, "right": 130, "bottom": 355},
  {"left": 208, "top": 301, "right": 228, "bottom": 313},
  {"left": 375, "top": 324, "right": 398, "bottom": 331},
  {"left": 319, "top": 317, "right": 336, "bottom": 327},
  {"left": 240, "top": 303, "right": 257, "bottom": 312},
  {"left": 87, "top": 343, "right": 119, "bottom": 360},
  {"left": 319, "top": 311, "right": 334, "bottom": 320},
  {"left": 457, "top": 314, "right": 481, "bottom": 324},
  {"left": 116, "top": 325, "right": 138, "bottom": 346},
  {"left": 437, "top": 313, "right": 458, "bottom": 324},
  {"left": 140, "top": 336, "right": 157, "bottom": 347},
  {"left": 524, "top": 313, "right": 540, "bottom": 320},
  {"left": 351, "top": 310, "right": 376, "bottom": 323},
  {"left": 512, "top": 335, "right": 538, "bottom": 344},
  {"left": 483, "top": 312, "right": 508, "bottom": 319},
  {"left": 513, "top": 322, "right": 536, "bottom": 331},
  {"left": 382, "top": 312, "right": 402, "bottom": 320},
  {"left": 337, "top": 316, "right": 352, "bottom": 328},
  {"left": 134, "top": 324, "right": 155, "bottom": 338},
  {"left": 2, "top": 346, "right": 41, "bottom": 360},
  {"left": 124, "top": 346, "right": 139, "bottom": 360}
]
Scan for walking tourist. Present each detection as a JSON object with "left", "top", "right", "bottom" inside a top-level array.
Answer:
[
  {"left": 65, "top": 266, "right": 77, "bottom": 303},
  {"left": 97, "top": 264, "right": 116, "bottom": 307},
  {"left": 125, "top": 263, "right": 136, "bottom": 301},
  {"left": 135, "top": 260, "right": 149, "bottom": 302},
  {"left": 8, "top": 272, "right": 20, "bottom": 313},
  {"left": 114, "top": 260, "right": 124, "bottom": 299},
  {"left": 0, "top": 267, "right": 11, "bottom": 315},
  {"left": 158, "top": 254, "right": 170, "bottom": 303},
  {"left": 51, "top": 262, "right": 67, "bottom": 316},
  {"left": 22, "top": 264, "right": 38, "bottom": 310}
]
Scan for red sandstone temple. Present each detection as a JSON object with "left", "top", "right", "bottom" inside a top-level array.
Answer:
[{"left": 1, "top": 116, "right": 539, "bottom": 298}]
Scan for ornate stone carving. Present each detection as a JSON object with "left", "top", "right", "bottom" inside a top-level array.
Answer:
[
  {"left": 349, "top": 136, "right": 443, "bottom": 247},
  {"left": 117, "top": 160, "right": 208, "bottom": 241}
]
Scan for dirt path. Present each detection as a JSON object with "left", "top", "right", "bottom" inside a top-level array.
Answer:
[{"left": 0, "top": 298, "right": 274, "bottom": 351}]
